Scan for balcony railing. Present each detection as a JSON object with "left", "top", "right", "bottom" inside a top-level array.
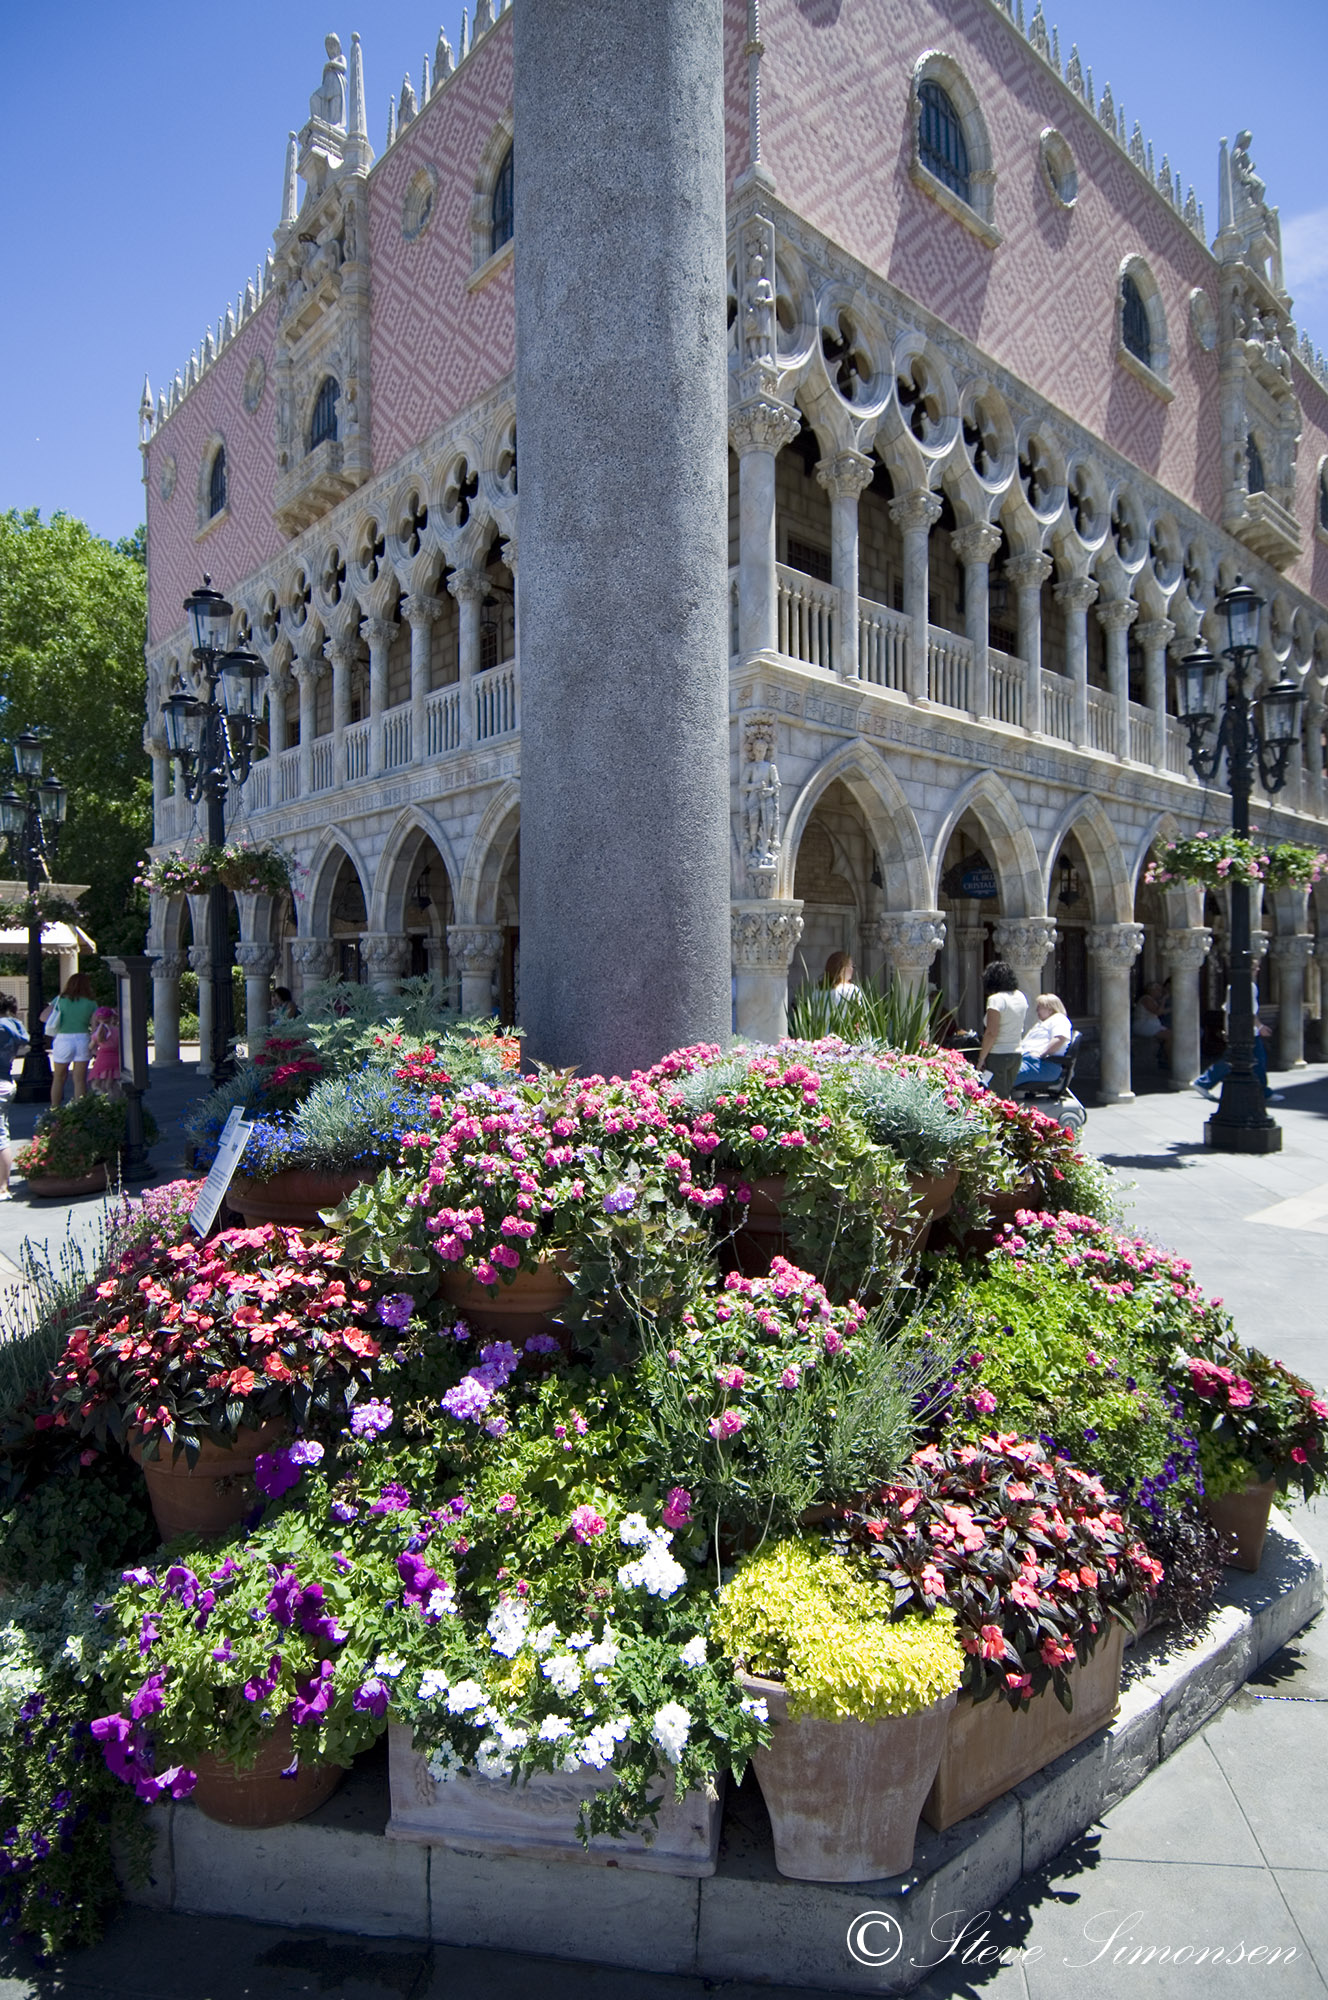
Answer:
[
  {"left": 475, "top": 659, "right": 518, "bottom": 741},
  {"left": 1042, "top": 678, "right": 1074, "bottom": 744},
  {"left": 927, "top": 627, "right": 972, "bottom": 712},
  {"left": 1128, "top": 703, "right": 1157, "bottom": 766},
  {"left": 1085, "top": 691, "right": 1117, "bottom": 757},
  {"left": 383, "top": 707, "right": 412, "bottom": 771},
  {"left": 1165, "top": 717, "right": 1190, "bottom": 777},
  {"left": 310, "top": 737, "right": 334, "bottom": 792},
  {"left": 858, "top": 599, "right": 908, "bottom": 691},
  {"left": 776, "top": 564, "right": 836, "bottom": 674},
  {"left": 988, "top": 651, "right": 1025, "bottom": 729},
  {"left": 345, "top": 720, "right": 371, "bottom": 783},
  {"left": 426, "top": 686, "right": 461, "bottom": 758},
  {"left": 278, "top": 746, "right": 300, "bottom": 803}
]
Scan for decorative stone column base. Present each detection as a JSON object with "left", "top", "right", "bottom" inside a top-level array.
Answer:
[
  {"left": 731, "top": 901, "right": 803, "bottom": 1045},
  {"left": 447, "top": 926, "right": 505, "bottom": 1020}
]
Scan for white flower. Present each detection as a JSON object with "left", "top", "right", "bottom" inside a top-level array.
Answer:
[
  {"left": 531, "top": 1622, "right": 561, "bottom": 1654},
  {"left": 577, "top": 1716, "right": 632, "bottom": 1769},
  {"left": 618, "top": 1512, "right": 651, "bottom": 1546},
  {"left": 679, "top": 1636, "right": 707, "bottom": 1668},
  {"left": 541, "top": 1653, "right": 582, "bottom": 1696},
  {"left": 426, "top": 1742, "right": 466, "bottom": 1785},
  {"left": 445, "top": 1679, "right": 488, "bottom": 1714},
  {"left": 428, "top": 1585, "right": 458, "bottom": 1619},
  {"left": 538, "top": 1713, "right": 573, "bottom": 1741},
  {"left": 740, "top": 1694, "right": 769, "bottom": 1723},
  {"left": 474, "top": 1735, "right": 516, "bottom": 1779},
  {"left": 417, "top": 1668, "right": 451, "bottom": 1703},
  {"left": 566, "top": 1629, "right": 594, "bottom": 1650},
  {"left": 584, "top": 1630, "right": 620, "bottom": 1674},
  {"left": 651, "top": 1700, "right": 692, "bottom": 1765},
  {"left": 487, "top": 1598, "right": 530, "bottom": 1659},
  {"left": 618, "top": 1530, "right": 687, "bottom": 1600},
  {"left": 373, "top": 1654, "right": 407, "bottom": 1679},
  {"left": 493, "top": 1717, "right": 530, "bottom": 1754},
  {"left": 560, "top": 1749, "right": 582, "bottom": 1772}
]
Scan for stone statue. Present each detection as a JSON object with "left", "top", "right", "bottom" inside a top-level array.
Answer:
[
  {"left": 1231, "top": 132, "right": 1266, "bottom": 221},
  {"left": 741, "top": 722, "right": 782, "bottom": 894},
  {"left": 311, "top": 33, "right": 347, "bottom": 129},
  {"left": 742, "top": 245, "right": 775, "bottom": 365}
]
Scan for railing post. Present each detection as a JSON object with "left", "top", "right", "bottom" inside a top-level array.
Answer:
[
  {"left": 1097, "top": 596, "right": 1137, "bottom": 761},
  {"left": 1054, "top": 576, "right": 1098, "bottom": 751},
  {"left": 816, "top": 449, "right": 874, "bottom": 682},
  {"left": 1006, "top": 551, "right": 1052, "bottom": 734},
  {"left": 1134, "top": 617, "right": 1174, "bottom": 774},
  {"left": 951, "top": 523, "right": 1002, "bottom": 720},
  {"left": 889, "top": 490, "right": 943, "bottom": 703},
  {"left": 730, "top": 399, "right": 802, "bottom": 659}
]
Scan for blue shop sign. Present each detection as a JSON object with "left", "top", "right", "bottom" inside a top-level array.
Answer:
[{"left": 959, "top": 866, "right": 998, "bottom": 899}]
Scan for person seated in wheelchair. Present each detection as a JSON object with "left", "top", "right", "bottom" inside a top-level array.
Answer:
[{"left": 1014, "top": 993, "right": 1073, "bottom": 1094}]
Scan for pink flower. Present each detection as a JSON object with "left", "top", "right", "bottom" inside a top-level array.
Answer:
[
  {"left": 968, "top": 1387, "right": 998, "bottom": 1415},
  {"left": 662, "top": 1486, "right": 692, "bottom": 1530},
  {"left": 495, "top": 1493, "right": 517, "bottom": 1514},
  {"left": 708, "top": 1409, "right": 746, "bottom": 1441},
  {"left": 780, "top": 1365, "right": 800, "bottom": 1389},
  {"left": 570, "top": 1504, "right": 606, "bottom": 1542},
  {"left": 1291, "top": 1446, "right": 1309, "bottom": 1465},
  {"left": 717, "top": 1366, "right": 745, "bottom": 1391},
  {"left": 978, "top": 1624, "right": 1008, "bottom": 1661}
]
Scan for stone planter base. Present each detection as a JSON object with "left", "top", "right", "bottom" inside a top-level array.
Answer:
[
  {"left": 384, "top": 1724, "right": 721, "bottom": 1874},
  {"left": 1204, "top": 1477, "right": 1277, "bottom": 1572},
  {"left": 922, "top": 1622, "right": 1126, "bottom": 1832}
]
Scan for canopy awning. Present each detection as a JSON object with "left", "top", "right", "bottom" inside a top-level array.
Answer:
[{"left": 0, "top": 923, "right": 96, "bottom": 954}]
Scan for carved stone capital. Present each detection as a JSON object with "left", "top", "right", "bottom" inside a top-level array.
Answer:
[
  {"left": 365, "top": 618, "right": 397, "bottom": 651},
  {"left": 731, "top": 901, "right": 804, "bottom": 973},
  {"left": 877, "top": 911, "right": 947, "bottom": 971},
  {"left": 950, "top": 523, "right": 1003, "bottom": 568},
  {"left": 291, "top": 938, "right": 336, "bottom": 980},
  {"left": 815, "top": 449, "right": 875, "bottom": 502},
  {"left": 954, "top": 924, "right": 989, "bottom": 951},
  {"left": 889, "top": 490, "right": 944, "bottom": 535},
  {"left": 1096, "top": 598, "right": 1139, "bottom": 633},
  {"left": 235, "top": 942, "right": 279, "bottom": 975},
  {"left": 292, "top": 653, "right": 328, "bottom": 687},
  {"left": 1086, "top": 921, "right": 1146, "bottom": 968},
  {"left": 328, "top": 639, "right": 359, "bottom": 673},
  {"left": 500, "top": 536, "right": 518, "bottom": 574},
  {"left": 447, "top": 569, "right": 488, "bottom": 608},
  {"left": 405, "top": 593, "right": 446, "bottom": 630},
  {"left": 1005, "top": 551, "right": 1054, "bottom": 592},
  {"left": 1161, "top": 926, "right": 1213, "bottom": 971},
  {"left": 446, "top": 924, "right": 505, "bottom": 975},
  {"left": 728, "top": 397, "right": 802, "bottom": 459},
  {"left": 1054, "top": 576, "right": 1100, "bottom": 615},
  {"left": 992, "top": 917, "right": 1059, "bottom": 967},
  {"left": 187, "top": 945, "right": 212, "bottom": 976},
  {"left": 149, "top": 951, "right": 185, "bottom": 981},
  {"left": 1134, "top": 618, "right": 1176, "bottom": 652},
  {"left": 361, "top": 933, "right": 410, "bottom": 976},
  {"left": 1270, "top": 933, "right": 1315, "bottom": 967}
]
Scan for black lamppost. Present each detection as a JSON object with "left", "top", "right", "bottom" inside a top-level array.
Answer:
[
  {"left": 1172, "top": 578, "right": 1304, "bottom": 1154},
  {"left": 159, "top": 578, "right": 265, "bottom": 1084},
  {"left": 0, "top": 731, "right": 67, "bottom": 1103}
]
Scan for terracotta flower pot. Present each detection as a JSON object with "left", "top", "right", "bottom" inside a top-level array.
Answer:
[
  {"left": 130, "top": 1423, "right": 285, "bottom": 1542},
  {"left": 985, "top": 1180, "right": 1038, "bottom": 1224},
  {"left": 187, "top": 1715, "right": 342, "bottom": 1827},
  {"left": 1203, "top": 1477, "right": 1276, "bottom": 1572},
  {"left": 741, "top": 1673, "right": 955, "bottom": 1882},
  {"left": 730, "top": 1176, "right": 791, "bottom": 1277},
  {"left": 438, "top": 1258, "right": 574, "bottom": 1345},
  {"left": 24, "top": 1165, "right": 109, "bottom": 1200},
  {"left": 228, "top": 1168, "right": 374, "bottom": 1228},
  {"left": 922, "top": 1622, "right": 1126, "bottom": 1831}
]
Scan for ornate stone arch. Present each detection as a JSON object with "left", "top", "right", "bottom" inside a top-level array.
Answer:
[
  {"left": 370, "top": 807, "right": 463, "bottom": 934},
  {"left": 470, "top": 114, "right": 515, "bottom": 272},
  {"left": 458, "top": 782, "right": 521, "bottom": 926},
  {"left": 1042, "top": 795, "right": 1133, "bottom": 923},
  {"left": 302, "top": 830, "right": 373, "bottom": 938},
  {"left": 929, "top": 772, "right": 1043, "bottom": 916},
  {"left": 777, "top": 740, "right": 930, "bottom": 911}
]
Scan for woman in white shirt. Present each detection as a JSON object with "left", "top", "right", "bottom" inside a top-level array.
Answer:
[
  {"left": 976, "top": 961, "right": 1028, "bottom": 1099},
  {"left": 1016, "top": 993, "right": 1073, "bottom": 1089}
]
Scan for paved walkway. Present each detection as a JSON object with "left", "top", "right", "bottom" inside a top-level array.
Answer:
[{"left": 0, "top": 1065, "right": 1325, "bottom": 1997}]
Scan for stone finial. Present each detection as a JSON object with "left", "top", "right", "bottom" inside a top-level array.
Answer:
[
  {"left": 421, "top": 53, "right": 431, "bottom": 101},
  {"left": 386, "top": 93, "right": 397, "bottom": 146},
  {"left": 475, "top": 0, "right": 495, "bottom": 32},
  {"left": 139, "top": 376, "right": 154, "bottom": 443},
  {"left": 1084, "top": 65, "right": 1094, "bottom": 114},
  {"left": 345, "top": 32, "right": 373, "bottom": 172},
  {"left": 223, "top": 305, "right": 236, "bottom": 342},
  {"left": 1050, "top": 24, "right": 1060, "bottom": 73},
  {"left": 460, "top": 7, "right": 470, "bottom": 60},
  {"left": 157, "top": 389, "right": 168, "bottom": 424},
  {"left": 172, "top": 372, "right": 184, "bottom": 407},
  {"left": 1098, "top": 83, "right": 1114, "bottom": 132},
  {"left": 264, "top": 250, "right": 275, "bottom": 289},
  {"left": 435, "top": 26, "right": 454, "bottom": 78},
  {"left": 1027, "top": 2, "right": 1049, "bottom": 58},
  {"left": 244, "top": 279, "right": 257, "bottom": 317},
  {"left": 399, "top": 72, "right": 417, "bottom": 126},
  {"left": 280, "top": 131, "right": 298, "bottom": 227},
  {"left": 1130, "top": 123, "right": 1146, "bottom": 169},
  {"left": 1065, "top": 43, "right": 1083, "bottom": 95}
]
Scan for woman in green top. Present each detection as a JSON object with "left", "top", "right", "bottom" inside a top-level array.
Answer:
[{"left": 43, "top": 973, "right": 97, "bottom": 1108}]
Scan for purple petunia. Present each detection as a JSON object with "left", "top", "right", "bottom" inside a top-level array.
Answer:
[
  {"left": 353, "top": 1677, "right": 390, "bottom": 1718},
  {"left": 377, "top": 1293, "right": 414, "bottom": 1329},
  {"left": 603, "top": 1185, "right": 637, "bottom": 1214},
  {"left": 369, "top": 1482, "right": 412, "bottom": 1515},
  {"left": 255, "top": 1440, "right": 324, "bottom": 1499},
  {"left": 441, "top": 1375, "right": 494, "bottom": 1423},
  {"left": 290, "top": 1659, "right": 336, "bottom": 1725},
  {"left": 350, "top": 1399, "right": 394, "bottom": 1440}
]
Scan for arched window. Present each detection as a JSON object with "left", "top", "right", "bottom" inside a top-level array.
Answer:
[
  {"left": 490, "top": 145, "right": 514, "bottom": 256},
  {"left": 917, "top": 82, "right": 970, "bottom": 205},
  {"left": 1246, "top": 432, "right": 1266, "bottom": 496},
  {"left": 309, "top": 377, "right": 339, "bottom": 453},
  {"left": 207, "top": 446, "right": 227, "bottom": 519},
  {"left": 1121, "top": 275, "right": 1152, "bottom": 369}
]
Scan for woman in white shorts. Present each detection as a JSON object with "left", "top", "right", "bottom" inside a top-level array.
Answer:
[{"left": 43, "top": 974, "right": 98, "bottom": 1108}]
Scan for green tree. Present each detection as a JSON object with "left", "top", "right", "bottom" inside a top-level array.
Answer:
[{"left": 0, "top": 509, "right": 150, "bottom": 958}]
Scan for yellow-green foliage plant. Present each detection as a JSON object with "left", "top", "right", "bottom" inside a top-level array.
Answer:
[{"left": 715, "top": 1537, "right": 962, "bottom": 1723}]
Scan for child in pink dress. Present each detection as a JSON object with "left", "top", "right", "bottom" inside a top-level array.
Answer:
[{"left": 88, "top": 1007, "right": 120, "bottom": 1092}]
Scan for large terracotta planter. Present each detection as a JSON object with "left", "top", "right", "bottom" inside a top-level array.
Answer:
[
  {"left": 438, "top": 1259, "right": 574, "bottom": 1345},
  {"left": 188, "top": 1716, "right": 342, "bottom": 1827},
  {"left": 24, "top": 1165, "right": 109, "bottom": 1200},
  {"left": 228, "top": 1168, "right": 374, "bottom": 1229},
  {"left": 741, "top": 1674, "right": 955, "bottom": 1882},
  {"left": 730, "top": 1176, "right": 791, "bottom": 1276},
  {"left": 385, "top": 1724, "right": 721, "bottom": 1874},
  {"left": 130, "top": 1423, "right": 284, "bottom": 1542},
  {"left": 985, "top": 1180, "right": 1039, "bottom": 1225},
  {"left": 922, "top": 1622, "right": 1126, "bottom": 1832},
  {"left": 1204, "top": 1477, "right": 1276, "bottom": 1572}
]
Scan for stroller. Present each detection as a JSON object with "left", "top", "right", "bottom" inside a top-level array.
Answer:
[{"left": 1011, "top": 1030, "right": 1087, "bottom": 1135}]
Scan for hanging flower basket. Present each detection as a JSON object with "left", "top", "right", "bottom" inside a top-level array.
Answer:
[
  {"left": 1144, "top": 833, "right": 1327, "bottom": 893},
  {"left": 137, "top": 841, "right": 294, "bottom": 900}
]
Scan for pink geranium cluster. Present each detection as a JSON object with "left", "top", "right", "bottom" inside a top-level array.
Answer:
[{"left": 991, "top": 1209, "right": 1229, "bottom": 1329}]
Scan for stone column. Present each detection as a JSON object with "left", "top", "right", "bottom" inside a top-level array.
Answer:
[
  {"left": 267, "top": 663, "right": 290, "bottom": 758},
  {"left": 1134, "top": 618, "right": 1174, "bottom": 773},
  {"left": 955, "top": 923, "right": 987, "bottom": 1030},
  {"left": 1087, "top": 921, "right": 1145, "bottom": 1104},
  {"left": 148, "top": 737, "right": 171, "bottom": 838},
  {"left": 1161, "top": 926, "right": 1212, "bottom": 1090},
  {"left": 951, "top": 523, "right": 1002, "bottom": 720},
  {"left": 292, "top": 654, "right": 323, "bottom": 796},
  {"left": 1055, "top": 576, "right": 1098, "bottom": 750},
  {"left": 187, "top": 943, "right": 214, "bottom": 1077},
  {"left": 290, "top": 937, "right": 335, "bottom": 1005},
  {"left": 407, "top": 595, "right": 442, "bottom": 767},
  {"left": 361, "top": 933, "right": 409, "bottom": 1000},
  {"left": 447, "top": 925, "right": 505, "bottom": 1018},
  {"left": 1006, "top": 552, "right": 1053, "bottom": 734},
  {"left": 877, "top": 911, "right": 947, "bottom": 997},
  {"left": 514, "top": 0, "right": 732, "bottom": 1073},
  {"left": 235, "top": 942, "right": 277, "bottom": 1044},
  {"left": 816, "top": 449, "right": 875, "bottom": 682},
  {"left": 1303, "top": 694, "right": 1325, "bottom": 819},
  {"left": 730, "top": 400, "right": 802, "bottom": 658},
  {"left": 889, "top": 491, "right": 943, "bottom": 702},
  {"left": 1097, "top": 597, "right": 1137, "bottom": 761},
  {"left": 329, "top": 638, "right": 356, "bottom": 785},
  {"left": 1271, "top": 934, "right": 1314, "bottom": 1070},
  {"left": 449, "top": 570, "right": 486, "bottom": 753},
  {"left": 856, "top": 916, "right": 887, "bottom": 989},
  {"left": 731, "top": 902, "right": 803, "bottom": 1044},
  {"left": 149, "top": 949, "right": 183, "bottom": 1069},
  {"left": 991, "top": 916, "right": 1059, "bottom": 1011},
  {"left": 366, "top": 618, "right": 393, "bottom": 777}
]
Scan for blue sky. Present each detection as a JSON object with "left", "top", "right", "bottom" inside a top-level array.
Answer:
[{"left": 2, "top": 0, "right": 1325, "bottom": 544}]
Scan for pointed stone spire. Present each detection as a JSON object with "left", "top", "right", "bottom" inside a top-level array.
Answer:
[
  {"left": 1050, "top": 25, "right": 1060, "bottom": 74},
  {"left": 186, "top": 352, "right": 199, "bottom": 390},
  {"left": 172, "top": 372, "right": 184, "bottom": 408},
  {"left": 435, "top": 26, "right": 454, "bottom": 79},
  {"left": 280, "top": 132, "right": 299, "bottom": 228},
  {"left": 421, "top": 52, "right": 431, "bottom": 101},
  {"left": 1130, "top": 123, "right": 1146, "bottom": 169},
  {"left": 224, "top": 304, "right": 236, "bottom": 342},
  {"left": 1146, "top": 140, "right": 1154, "bottom": 179},
  {"left": 1027, "top": 1, "right": 1048, "bottom": 57},
  {"left": 202, "top": 327, "right": 215, "bottom": 367},
  {"left": 345, "top": 32, "right": 373, "bottom": 171},
  {"left": 1084, "top": 66, "right": 1093, "bottom": 114},
  {"left": 139, "top": 375, "right": 154, "bottom": 443},
  {"left": 1185, "top": 186, "right": 1200, "bottom": 230},
  {"left": 1098, "top": 82, "right": 1114, "bottom": 131},
  {"left": 475, "top": 0, "right": 494, "bottom": 33},
  {"left": 399, "top": 72, "right": 417, "bottom": 125},
  {"left": 1065, "top": 43, "right": 1083, "bottom": 96},
  {"left": 460, "top": 8, "right": 470, "bottom": 60},
  {"left": 264, "top": 250, "right": 275, "bottom": 290},
  {"left": 157, "top": 389, "right": 168, "bottom": 424},
  {"left": 1015, "top": 0, "right": 1025, "bottom": 30},
  {"left": 386, "top": 93, "right": 396, "bottom": 146},
  {"left": 244, "top": 279, "right": 257, "bottom": 318}
]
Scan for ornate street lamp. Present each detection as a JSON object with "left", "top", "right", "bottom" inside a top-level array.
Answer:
[
  {"left": 1171, "top": 577, "right": 1303, "bottom": 1153},
  {"left": 158, "top": 577, "right": 265, "bottom": 1083},
  {"left": 0, "top": 730, "right": 69, "bottom": 1101}
]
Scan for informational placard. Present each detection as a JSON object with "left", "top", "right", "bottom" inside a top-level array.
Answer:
[{"left": 189, "top": 1106, "right": 255, "bottom": 1236}]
